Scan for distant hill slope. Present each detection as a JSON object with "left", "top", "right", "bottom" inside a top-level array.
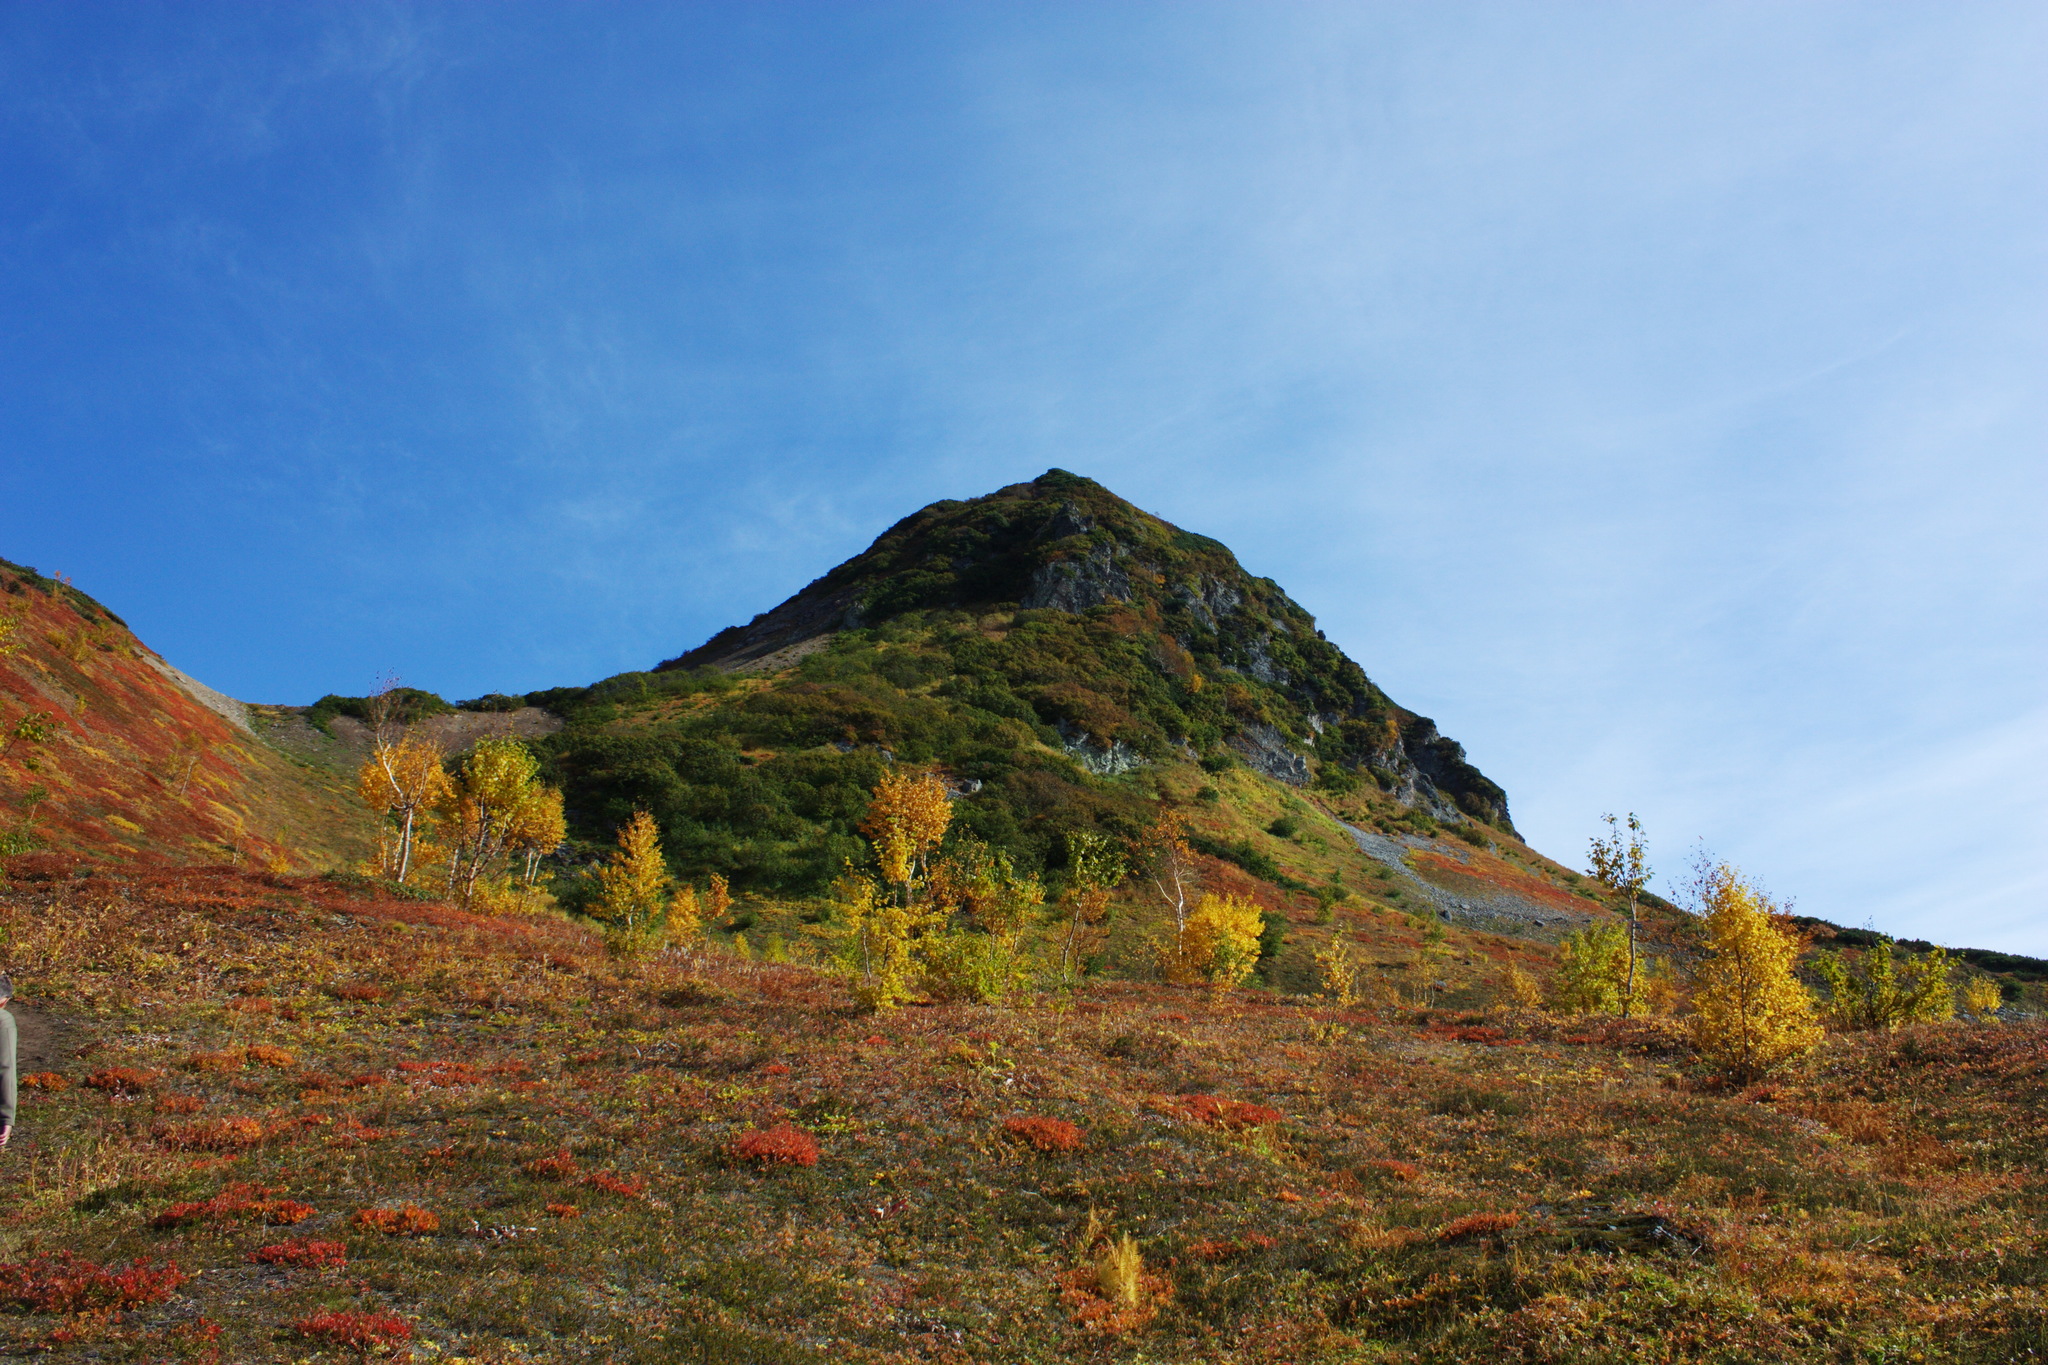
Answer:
[
  {"left": 0, "top": 556, "right": 374, "bottom": 870},
  {"left": 659, "top": 469, "right": 1509, "bottom": 831},
  {"left": 510, "top": 471, "right": 1633, "bottom": 990}
]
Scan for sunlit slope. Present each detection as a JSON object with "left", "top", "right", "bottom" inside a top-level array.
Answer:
[{"left": 0, "top": 557, "right": 374, "bottom": 869}]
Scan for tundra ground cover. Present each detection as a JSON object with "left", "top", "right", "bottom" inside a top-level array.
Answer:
[{"left": 1, "top": 859, "right": 2043, "bottom": 1362}]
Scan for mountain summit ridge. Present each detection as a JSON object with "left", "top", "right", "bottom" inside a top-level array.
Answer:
[{"left": 660, "top": 470, "right": 1512, "bottom": 832}]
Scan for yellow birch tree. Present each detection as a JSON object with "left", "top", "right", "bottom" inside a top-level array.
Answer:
[
  {"left": 355, "top": 734, "right": 450, "bottom": 884},
  {"left": 1689, "top": 861, "right": 1822, "bottom": 1080},
  {"left": 594, "top": 810, "right": 670, "bottom": 951}
]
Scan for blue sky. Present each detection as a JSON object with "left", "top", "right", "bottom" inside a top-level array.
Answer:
[{"left": 2, "top": 3, "right": 2042, "bottom": 951}]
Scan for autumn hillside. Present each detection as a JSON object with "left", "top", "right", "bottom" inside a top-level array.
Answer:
[
  {"left": 0, "top": 558, "right": 374, "bottom": 871},
  {"left": 0, "top": 858, "right": 2043, "bottom": 1363}
]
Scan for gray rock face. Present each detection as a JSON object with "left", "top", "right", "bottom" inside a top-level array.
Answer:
[
  {"left": 1055, "top": 720, "right": 1149, "bottom": 777},
  {"left": 1023, "top": 541, "right": 1133, "bottom": 614},
  {"left": 1170, "top": 574, "right": 1243, "bottom": 631},
  {"left": 1228, "top": 721, "right": 1311, "bottom": 786}
]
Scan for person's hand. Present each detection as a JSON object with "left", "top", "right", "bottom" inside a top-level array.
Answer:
[{"left": 0, "top": 1125, "right": 11, "bottom": 1150}]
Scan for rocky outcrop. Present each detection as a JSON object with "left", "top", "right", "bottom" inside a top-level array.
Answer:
[
  {"left": 1055, "top": 721, "right": 1149, "bottom": 777},
  {"left": 1228, "top": 722, "right": 1311, "bottom": 787},
  {"left": 1024, "top": 540, "right": 1134, "bottom": 614}
]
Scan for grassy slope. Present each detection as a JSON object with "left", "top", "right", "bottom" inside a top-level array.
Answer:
[
  {"left": 1, "top": 860, "right": 2043, "bottom": 1363},
  {"left": 0, "top": 559, "right": 375, "bottom": 872}
]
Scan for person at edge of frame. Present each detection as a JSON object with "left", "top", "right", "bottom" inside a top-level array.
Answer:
[{"left": 0, "top": 974, "right": 16, "bottom": 1150}]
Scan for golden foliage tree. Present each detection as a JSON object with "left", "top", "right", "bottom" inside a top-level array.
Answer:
[
  {"left": 1812, "top": 938, "right": 1955, "bottom": 1030},
  {"left": 837, "top": 872, "right": 916, "bottom": 1010},
  {"left": 1586, "top": 812, "right": 1652, "bottom": 1016},
  {"left": 666, "top": 885, "right": 702, "bottom": 948},
  {"left": 355, "top": 735, "right": 450, "bottom": 884},
  {"left": 1140, "top": 808, "right": 1194, "bottom": 939},
  {"left": 1501, "top": 959, "right": 1545, "bottom": 1010},
  {"left": 1314, "top": 934, "right": 1363, "bottom": 1006},
  {"left": 1689, "top": 861, "right": 1822, "bottom": 1080},
  {"left": 858, "top": 769, "right": 952, "bottom": 905},
  {"left": 594, "top": 810, "right": 670, "bottom": 950},
  {"left": 433, "top": 738, "right": 559, "bottom": 907},
  {"left": 1159, "top": 892, "right": 1263, "bottom": 990},
  {"left": 1551, "top": 923, "right": 1627, "bottom": 1015},
  {"left": 506, "top": 784, "right": 566, "bottom": 902},
  {"left": 1959, "top": 974, "right": 2003, "bottom": 1022}
]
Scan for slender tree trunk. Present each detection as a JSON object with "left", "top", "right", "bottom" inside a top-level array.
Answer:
[
  {"left": 1622, "top": 894, "right": 1639, "bottom": 1018},
  {"left": 397, "top": 807, "right": 415, "bottom": 884}
]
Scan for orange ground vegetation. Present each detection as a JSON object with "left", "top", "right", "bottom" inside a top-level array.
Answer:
[{"left": 1, "top": 856, "right": 2043, "bottom": 1363}]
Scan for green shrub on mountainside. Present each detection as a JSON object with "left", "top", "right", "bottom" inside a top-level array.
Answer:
[{"left": 306, "top": 688, "right": 453, "bottom": 733}]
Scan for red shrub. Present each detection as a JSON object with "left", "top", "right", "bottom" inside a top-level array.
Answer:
[
  {"left": 1002, "top": 1116, "right": 1086, "bottom": 1153},
  {"left": 523, "top": 1150, "right": 578, "bottom": 1181},
  {"left": 544, "top": 1203, "right": 580, "bottom": 1218},
  {"left": 1178, "top": 1094, "right": 1283, "bottom": 1129},
  {"left": 186, "top": 1050, "right": 245, "bottom": 1072},
  {"left": 728, "top": 1123, "right": 820, "bottom": 1168},
  {"left": 585, "top": 1171, "right": 647, "bottom": 1199},
  {"left": 1428, "top": 1024, "right": 1523, "bottom": 1046},
  {"left": 154, "top": 1093, "right": 204, "bottom": 1115},
  {"left": 1438, "top": 1211, "right": 1522, "bottom": 1240},
  {"left": 248, "top": 1240, "right": 346, "bottom": 1269},
  {"left": 244, "top": 1044, "right": 296, "bottom": 1068},
  {"left": 152, "top": 1184, "right": 314, "bottom": 1229},
  {"left": 762, "top": 1063, "right": 791, "bottom": 1076},
  {"left": 154, "top": 1116, "right": 265, "bottom": 1150},
  {"left": 0, "top": 1253, "right": 188, "bottom": 1313},
  {"left": 20, "top": 1072, "right": 68, "bottom": 1092},
  {"left": 292, "top": 1310, "right": 413, "bottom": 1353},
  {"left": 353, "top": 1204, "right": 439, "bottom": 1235},
  {"left": 332, "top": 983, "right": 387, "bottom": 1002},
  {"left": 396, "top": 1060, "right": 480, "bottom": 1086},
  {"left": 83, "top": 1067, "right": 160, "bottom": 1095}
]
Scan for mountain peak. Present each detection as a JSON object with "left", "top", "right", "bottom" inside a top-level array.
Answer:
[{"left": 659, "top": 473, "right": 1513, "bottom": 832}]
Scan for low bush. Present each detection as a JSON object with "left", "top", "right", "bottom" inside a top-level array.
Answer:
[
  {"left": 247, "top": 1240, "right": 346, "bottom": 1269},
  {"left": 83, "top": 1067, "right": 160, "bottom": 1094},
  {"left": 292, "top": 1309, "right": 414, "bottom": 1353},
  {"left": 523, "top": 1150, "right": 578, "bottom": 1181},
  {"left": 152, "top": 1185, "right": 313, "bottom": 1229},
  {"left": 153, "top": 1116, "right": 266, "bottom": 1150},
  {"left": 1002, "top": 1115, "right": 1086, "bottom": 1152},
  {"left": 1177, "top": 1094, "right": 1282, "bottom": 1129},
  {"left": 586, "top": 1170, "right": 648, "bottom": 1199},
  {"left": 728, "top": 1124, "right": 820, "bottom": 1168},
  {"left": 353, "top": 1204, "right": 439, "bottom": 1235},
  {"left": 0, "top": 1253, "right": 188, "bottom": 1314}
]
